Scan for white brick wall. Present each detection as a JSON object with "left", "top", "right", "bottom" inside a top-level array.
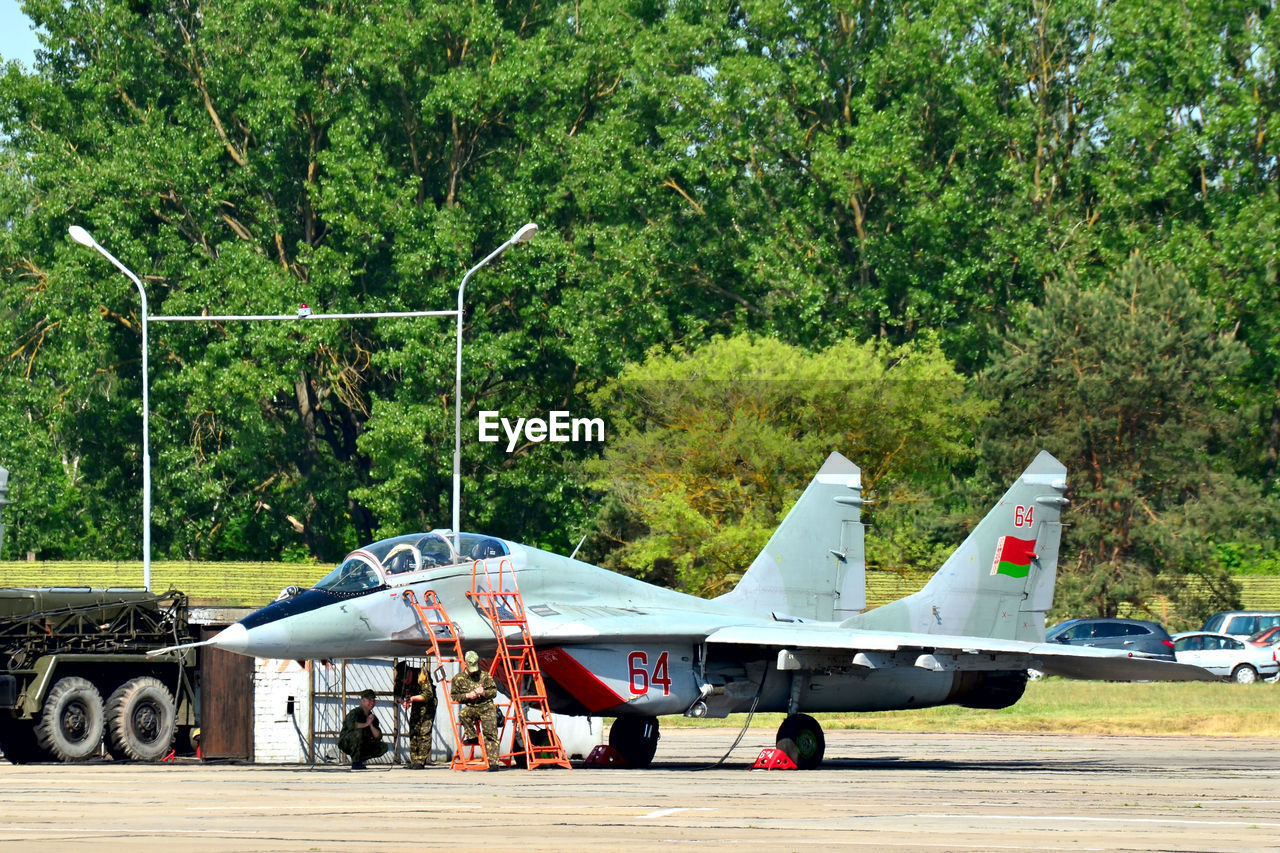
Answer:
[{"left": 251, "top": 658, "right": 311, "bottom": 763}]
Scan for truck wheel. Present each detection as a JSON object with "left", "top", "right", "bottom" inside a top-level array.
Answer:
[
  {"left": 106, "top": 677, "right": 176, "bottom": 762},
  {"left": 35, "top": 677, "right": 105, "bottom": 761}
]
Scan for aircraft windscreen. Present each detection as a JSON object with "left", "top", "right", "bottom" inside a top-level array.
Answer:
[
  {"left": 377, "top": 534, "right": 455, "bottom": 575},
  {"left": 314, "top": 553, "right": 385, "bottom": 594},
  {"left": 322, "top": 532, "right": 510, "bottom": 588}
]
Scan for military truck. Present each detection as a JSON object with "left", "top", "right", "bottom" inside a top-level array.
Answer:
[{"left": 0, "top": 587, "right": 198, "bottom": 763}]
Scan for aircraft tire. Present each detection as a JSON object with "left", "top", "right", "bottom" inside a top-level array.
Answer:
[
  {"left": 1231, "top": 664, "right": 1258, "bottom": 684},
  {"left": 776, "top": 713, "right": 825, "bottom": 769},
  {"left": 106, "top": 677, "right": 177, "bottom": 762},
  {"left": 35, "top": 676, "right": 105, "bottom": 762},
  {"left": 608, "top": 715, "right": 660, "bottom": 768}
]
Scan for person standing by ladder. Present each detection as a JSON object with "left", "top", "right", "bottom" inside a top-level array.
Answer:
[
  {"left": 402, "top": 663, "right": 437, "bottom": 768},
  {"left": 451, "top": 650, "right": 499, "bottom": 769}
]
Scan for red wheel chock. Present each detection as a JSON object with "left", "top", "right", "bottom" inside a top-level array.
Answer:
[
  {"left": 752, "top": 747, "right": 798, "bottom": 770},
  {"left": 583, "top": 745, "right": 627, "bottom": 767}
]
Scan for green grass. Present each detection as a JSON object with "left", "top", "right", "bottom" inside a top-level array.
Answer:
[
  {"left": 666, "top": 679, "right": 1280, "bottom": 736},
  {"left": 0, "top": 560, "right": 324, "bottom": 607}
]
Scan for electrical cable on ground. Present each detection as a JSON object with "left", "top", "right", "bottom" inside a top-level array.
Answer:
[{"left": 694, "top": 668, "right": 769, "bottom": 770}]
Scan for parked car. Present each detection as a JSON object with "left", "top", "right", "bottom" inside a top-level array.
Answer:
[
  {"left": 1247, "top": 625, "right": 1280, "bottom": 647},
  {"left": 1045, "top": 618, "right": 1176, "bottom": 660},
  {"left": 1201, "top": 611, "right": 1280, "bottom": 640},
  {"left": 1172, "top": 631, "right": 1280, "bottom": 683}
]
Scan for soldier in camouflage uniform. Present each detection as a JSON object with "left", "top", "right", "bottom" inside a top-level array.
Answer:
[
  {"left": 338, "top": 689, "right": 387, "bottom": 769},
  {"left": 400, "top": 664, "right": 436, "bottom": 768},
  {"left": 450, "top": 650, "right": 499, "bottom": 768}
]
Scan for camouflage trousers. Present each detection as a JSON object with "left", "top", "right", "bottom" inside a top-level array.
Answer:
[
  {"left": 341, "top": 733, "right": 388, "bottom": 764},
  {"left": 458, "top": 702, "right": 499, "bottom": 766},
  {"left": 408, "top": 703, "right": 435, "bottom": 765}
]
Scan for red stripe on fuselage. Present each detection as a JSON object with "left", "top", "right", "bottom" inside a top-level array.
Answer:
[{"left": 536, "top": 647, "right": 625, "bottom": 713}]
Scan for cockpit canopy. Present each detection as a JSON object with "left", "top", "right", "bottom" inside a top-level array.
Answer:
[{"left": 313, "top": 532, "right": 509, "bottom": 594}]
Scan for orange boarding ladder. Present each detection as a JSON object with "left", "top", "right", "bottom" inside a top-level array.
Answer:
[
  {"left": 467, "top": 558, "right": 572, "bottom": 770},
  {"left": 400, "top": 588, "right": 492, "bottom": 771}
]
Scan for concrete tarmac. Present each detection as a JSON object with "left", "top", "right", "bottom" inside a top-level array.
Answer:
[{"left": 2, "top": 728, "right": 1277, "bottom": 852}]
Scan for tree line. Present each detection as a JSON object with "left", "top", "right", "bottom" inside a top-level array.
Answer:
[{"left": 0, "top": 0, "right": 1276, "bottom": 621}]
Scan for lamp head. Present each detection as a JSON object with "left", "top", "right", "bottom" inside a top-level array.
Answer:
[
  {"left": 511, "top": 222, "right": 538, "bottom": 244},
  {"left": 68, "top": 225, "right": 97, "bottom": 248}
]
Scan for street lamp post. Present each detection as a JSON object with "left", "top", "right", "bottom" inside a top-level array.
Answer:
[
  {"left": 453, "top": 223, "right": 537, "bottom": 539},
  {"left": 0, "top": 465, "right": 10, "bottom": 561},
  {"left": 68, "top": 225, "right": 152, "bottom": 591},
  {"left": 68, "top": 219, "right": 533, "bottom": 583}
]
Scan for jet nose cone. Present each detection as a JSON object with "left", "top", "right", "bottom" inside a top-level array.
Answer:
[
  {"left": 209, "top": 616, "right": 294, "bottom": 659},
  {"left": 210, "top": 622, "right": 250, "bottom": 654}
]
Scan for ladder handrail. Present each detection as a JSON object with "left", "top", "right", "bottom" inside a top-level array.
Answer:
[
  {"left": 467, "top": 559, "right": 571, "bottom": 770},
  {"left": 399, "top": 589, "right": 491, "bottom": 771}
]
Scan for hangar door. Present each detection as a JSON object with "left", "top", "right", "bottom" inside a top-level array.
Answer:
[{"left": 198, "top": 626, "right": 254, "bottom": 760}]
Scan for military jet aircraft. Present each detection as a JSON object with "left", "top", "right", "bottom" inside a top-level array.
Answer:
[{"left": 191, "top": 451, "right": 1214, "bottom": 768}]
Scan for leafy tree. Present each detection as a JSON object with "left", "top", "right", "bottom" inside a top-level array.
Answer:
[
  {"left": 582, "top": 333, "right": 987, "bottom": 594},
  {"left": 1072, "top": 0, "right": 1280, "bottom": 491},
  {"left": 0, "top": 0, "right": 729, "bottom": 560},
  {"left": 979, "top": 255, "right": 1266, "bottom": 625},
  {"left": 667, "top": 0, "right": 1124, "bottom": 369},
  {"left": 1215, "top": 543, "right": 1280, "bottom": 577},
  {"left": 2, "top": 0, "right": 1278, "bottom": 571}
]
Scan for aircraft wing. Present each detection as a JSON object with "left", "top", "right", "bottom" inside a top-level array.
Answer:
[{"left": 705, "top": 624, "right": 1219, "bottom": 682}]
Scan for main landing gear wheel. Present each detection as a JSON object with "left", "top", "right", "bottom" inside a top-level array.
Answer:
[
  {"left": 105, "top": 677, "right": 177, "bottom": 762},
  {"left": 35, "top": 676, "right": 105, "bottom": 762},
  {"left": 608, "top": 715, "right": 660, "bottom": 768},
  {"left": 776, "top": 713, "right": 825, "bottom": 770}
]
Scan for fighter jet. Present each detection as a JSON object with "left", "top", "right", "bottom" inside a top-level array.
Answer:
[{"left": 194, "top": 451, "right": 1215, "bottom": 768}]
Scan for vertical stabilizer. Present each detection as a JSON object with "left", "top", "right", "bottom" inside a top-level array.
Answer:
[
  {"left": 715, "top": 452, "right": 866, "bottom": 621},
  {"left": 845, "top": 451, "right": 1068, "bottom": 642}
]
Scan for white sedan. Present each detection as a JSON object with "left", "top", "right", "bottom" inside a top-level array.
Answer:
[{"left": 1172, "top": 632, "right": 1279, "bottom": 683}]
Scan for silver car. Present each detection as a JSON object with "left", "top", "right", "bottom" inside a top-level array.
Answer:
[
  {"left": 1201, "top": 611, "right": 1280, "bottom": 640},
  {"left": 1172, "top": 631, "right": 1280, "bottom": 683}
]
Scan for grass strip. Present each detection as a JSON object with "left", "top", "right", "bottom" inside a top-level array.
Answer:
[{"left": 665, "top": 679, "right": 1280, "bottom": 736}]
